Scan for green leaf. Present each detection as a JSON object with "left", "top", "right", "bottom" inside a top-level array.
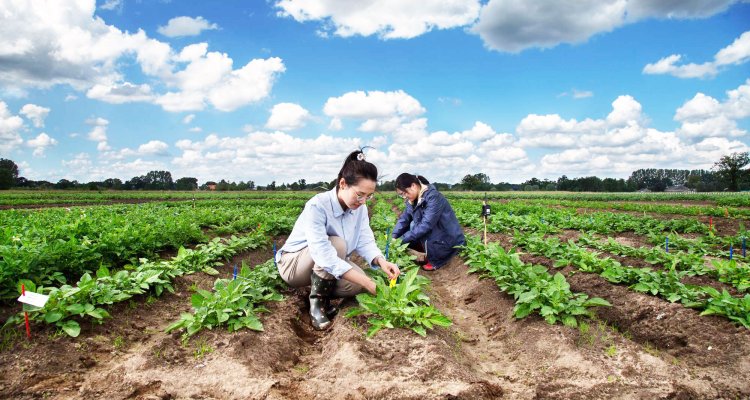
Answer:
[
  {"left": 61, "top": 320, "right": 81, "bottom": 337},
  {"left": 66, "top": 304, "right": 85, "bottom": 314},
  {"left": 96, "top": 265, "right": 111, "bottom": 278},
  {"left": 562, "top": 316, "right": 578, "bottom": 328},
  {"left": 44, "top": 312, "right": 63, "bottom": 323},
  {"left": 412, "top": 325, "right": 427, "bottom": 337},
  {"left": 582, "top": 297, "right": 611, "bottom": 307}
]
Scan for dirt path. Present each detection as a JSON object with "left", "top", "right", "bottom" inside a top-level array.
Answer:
[
  {"left": 426, "top": 257, "right": 712, "bottom": 399},
  {"left": 480, "top": 231, "right": 750, "bottom": 398},
  {"left": 3, "top": 231, "right": 750, "bottom": 399}
]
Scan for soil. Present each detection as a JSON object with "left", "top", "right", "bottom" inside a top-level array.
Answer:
[{"left": 2, "top": 233, "right": 750, "bottom": 398}]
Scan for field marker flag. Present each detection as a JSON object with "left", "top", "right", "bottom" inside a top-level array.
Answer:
[{"left": 18, "top": 285, "right": 49, "bottom": 338}]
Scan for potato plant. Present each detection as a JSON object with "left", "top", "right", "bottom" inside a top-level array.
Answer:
[
  {"left": 345, "top": 268, "right": 451, "bottom": 337},
  {"left": 5, "top": 232, "right": 268, "bottom": 337},
  {"left": 461, "top": 235, "right": 610, "bottom": 327},
  {"left": 166, "top": 259, "right": 285, "bottom": 339}
]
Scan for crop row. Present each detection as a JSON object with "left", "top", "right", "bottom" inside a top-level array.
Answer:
[
  {"left": 166, "top": 259, "right": 286, "bottom": 339},
  {"left": 578, "top": 234, "right": 749, "bottom": 293},
  {"left": 0, "top": 190, "right": 316, "bottom": 206},
  {"left": 0, "top": 200, "right": 302, "bottom": 300},
  {"left": 444, "top": 191, "right": 750, "bottom": 207},
  {"left": 460, "top": 235, "right": 610, "bottom": 327},
  {"left": 513, "top": 231, "right": 750, "bottom": 328},
  {"left": 507, "top": 198, "right": 750, "bottom": 219},
  {"left": 451, "top": 200, "right": 747, "bottom": 258},
  {"left": 6, "top": 231, "right": 269, "bottom": 337}
]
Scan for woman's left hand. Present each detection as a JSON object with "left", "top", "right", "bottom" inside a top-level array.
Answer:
[{"left": 378, "top": 258, "right": 400, "bottom": 280}]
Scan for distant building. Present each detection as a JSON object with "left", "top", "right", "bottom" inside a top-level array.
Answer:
[
  {"left": 638, "top": 188, "right": 651, "bottom": 192},
  {"left": 665, "top": 184, "right": 695, "bottom": 193}
]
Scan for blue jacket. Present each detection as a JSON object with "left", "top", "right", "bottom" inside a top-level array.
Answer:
[{"left": 392, "top": 185, "right": 465, "bottom": 268}]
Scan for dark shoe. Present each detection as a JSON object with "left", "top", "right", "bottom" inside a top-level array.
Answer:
[{"left": 310, "top": 272, "right": 336, "bottom": 330}]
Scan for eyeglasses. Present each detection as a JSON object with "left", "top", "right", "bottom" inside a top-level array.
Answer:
[
  {"left": 396, "top": 191, "right": 408, "bottom": 199},
  {"left": 353, "top": 190, "right": 374, "bottom": 202}
]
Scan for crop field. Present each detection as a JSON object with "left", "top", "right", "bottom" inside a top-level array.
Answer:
[{"left": 1, "top": 190, "right": 749, "bottom": 399}]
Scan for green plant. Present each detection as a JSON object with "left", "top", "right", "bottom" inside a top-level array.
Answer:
[
  {"left": 112, "top": 335, "right": 125, "bottom": 350},
  {"left": 345, "top": 268, "right": 452, "bottom": 338},
  {"left": 4, "top": 232, "right": 268, "bottom": 337},
  {"left": 193, "top": 338, "right": 214, "bottom": 360},
  {"left": 605, "top": 344, "right": 617, "bottom": 357},
  {"left": 166, "top": 259, "right": 284, "bottom": 339},
  {"left": 461, "top": 235, "right": 611, "bottom": 327}
]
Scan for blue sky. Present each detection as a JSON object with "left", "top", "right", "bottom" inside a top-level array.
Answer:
[{"left": 1, "top": 0, "right": 749, "bottom": 185}]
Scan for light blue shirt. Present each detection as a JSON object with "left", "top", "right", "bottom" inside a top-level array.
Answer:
[{"left": 276, "top": 188, "right": 383, "bottom": 279}]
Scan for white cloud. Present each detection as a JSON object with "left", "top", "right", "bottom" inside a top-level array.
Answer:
[
  {"left": 137, "top": 140, "right": 169, "bottom": 156},
  {"left": 516, "top": 95, "right": 648, "bottom": 149},
  {"left": 328, "top": 117, "right": 343, "bottom": 131},
  {"left": 675, "top": 79, "right": 750, "bottom": 141},
  {"left": 171, "top": 131, "right": 365, "bottom": 183},
  {"left": 206, "top": 57, "right": 286, "bottom": 112},
  {"left": 20, "top": 104, "right": 51, "bottom": 128},
  {"left": 266, "top": 103, "right": 311, "bottom": 131},
  {"left": 0, "top": 101, "right": 24, "bottom": 153},
  {"left": 323, "top": 90, "right": 425, "bottom": 133},
  {"left": 275, "top": 0, "right": 481, "bottom": 39},
  {"left": 458, "top": 121, "right": 497, "bottom": 142},
  {"left": 26, "top": 132, "right": 58, "bottom": 157},
  {"left": 157, "top": 16, "right": 219, "bottom": 38},
  {"left": 0, "top": 3, "right": 284, "bottom": 113},
  {"left": 86, "top": 82, "right": 154, "bottom": 103},
  {"left": 86, "top": 117, "right": 110, "bottom": 151},
  {"left": 471, "top": 0, "right": 740, "bottom": 53},
  {"left": 0, "top": 1, "right": 172, "bottom": 91},
  {"left": 182, "top": 114, "right": 195, "bottom": 124},
  {"left": 189, "top": 127, "right": 202, "bottom": 133},
  {"left": 472, "top": 0, "right": 626, "bottom": 53},
  {"left": 99, "top": 0, "right": 123, "bottom": 11},
  {"left": 644, "top": 31, "right": 750, "bottom": 78}
]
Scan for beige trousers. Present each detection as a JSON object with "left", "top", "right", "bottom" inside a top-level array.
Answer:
[{"left": 277, "top": 236, "right": 366, "bottom": 298}]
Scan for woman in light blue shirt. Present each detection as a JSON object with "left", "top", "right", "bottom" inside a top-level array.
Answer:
[{"left": 277, "top": 151, "right": 400, "bottom": 330}]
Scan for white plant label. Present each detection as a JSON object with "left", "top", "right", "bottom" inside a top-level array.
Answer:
[{"left": 18, "top": 291, "right": 49, "bottom": 308}]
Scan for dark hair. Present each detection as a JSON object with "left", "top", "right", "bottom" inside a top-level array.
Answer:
[
  {"left": 337, "top": 150, "right": 378, "bottom": 188},
  {"left": 395, "top": 173, "right": 430, "bottom": 191}
]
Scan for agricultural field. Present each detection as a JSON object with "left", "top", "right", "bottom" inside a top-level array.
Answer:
[{"left": 1, "top": 190, "right": 749, "bottom": 399}]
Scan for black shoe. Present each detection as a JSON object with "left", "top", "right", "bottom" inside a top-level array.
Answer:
[{"left": 310, "top": 272, "right": 336, "bottom": 330}]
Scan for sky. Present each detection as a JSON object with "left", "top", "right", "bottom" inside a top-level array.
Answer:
[{"left": 0, "top": 0, "right": 749, "bottom": 186}]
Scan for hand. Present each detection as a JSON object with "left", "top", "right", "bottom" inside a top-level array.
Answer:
[{"left": 378, "top": 259, "right": 400, "bottom": 281}]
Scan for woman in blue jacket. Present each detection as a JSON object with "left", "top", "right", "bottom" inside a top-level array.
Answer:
[{"left": 392, "top": 173, "right": 465, "bottom": 270}]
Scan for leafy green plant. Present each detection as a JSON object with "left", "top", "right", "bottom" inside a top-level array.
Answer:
[
  {"left": 345, "top": 268, "right": 452, "bottom": 337},
  {"left": 4, "top": 232, "right": 268, "bottom": 337},
  {"left": 166, "top": 259, "right": 285, "bottom": 339},
  {"left": 461, "top": 235, "right": 610, "bottom": 327}
]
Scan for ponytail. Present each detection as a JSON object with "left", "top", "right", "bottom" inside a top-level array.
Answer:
[
  {"left": 337, "top": 150, "right": 378, "bottom": 188},
  {"left": 395, "top": 173, "right": 430, "bottom": 191}
]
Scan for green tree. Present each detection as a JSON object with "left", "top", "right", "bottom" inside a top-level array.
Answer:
[
  {"left": 144, "top": 170, "right": 174, "bottom": 190},
  {"left": 0, "top": 158, "right": 19, "bottom": 190},
  {"left": 460, "top": 173, "right": 490, "bottom": 191},
  {"left": 175, "top": 177, "right": 198, "bottom": 190},
  {"left": 714, "top": 152, "right": 750, "bottom": 191}
]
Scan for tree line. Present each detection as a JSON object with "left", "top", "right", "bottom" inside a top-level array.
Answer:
[{"left": 1, "top": 152, "right": 748, "bottom": 192}]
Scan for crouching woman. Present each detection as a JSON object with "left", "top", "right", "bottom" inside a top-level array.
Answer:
[
  {"left": 392, "top": 173, "right": 465, "bottom": 271},
  {"left": 275, "top": 151, "right": 400, "bottom": 330}
]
